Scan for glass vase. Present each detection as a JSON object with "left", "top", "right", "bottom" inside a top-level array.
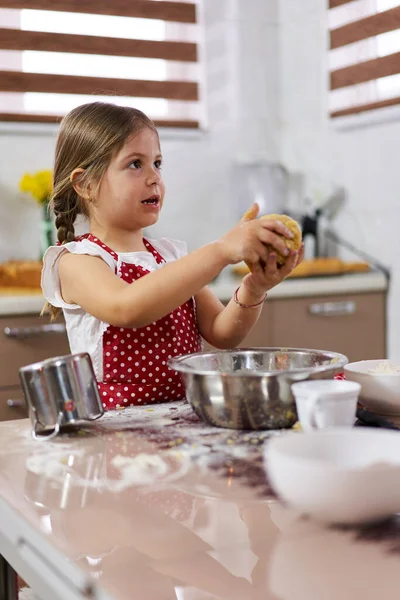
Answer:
[{"left": 40, "top": 201, "right": 53, "bottom": 259}]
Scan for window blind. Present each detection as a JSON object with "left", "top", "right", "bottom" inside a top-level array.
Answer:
[
  {"left": 329, "top": 0, "right": 400, "bottom": 118},
  {"left": 0, "top": 0, "right": 200, "bottom": 128}
]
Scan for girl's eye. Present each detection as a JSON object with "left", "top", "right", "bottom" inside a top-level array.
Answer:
[
  {"left": 129, "top": 159, "right": 141, "bottom": 169},
  {"left": 154, "top": 160, "right": 162, "bottom": 169}
]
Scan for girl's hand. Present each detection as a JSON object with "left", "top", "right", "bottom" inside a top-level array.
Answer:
[
  {"left": 242, "top": 243, "right": 305, "bottom": 296},
  {"left": 216, "top": 203, "right": 296, "bottom": 266}
]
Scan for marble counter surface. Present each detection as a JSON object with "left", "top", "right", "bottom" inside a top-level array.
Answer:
[
  {"left": 210, "top": 269, "right": 388, "bottom": 301},
  {"left": 0, "top": 401, "right": 399, "bottom": 600},
  {"left": 0, "top": 270, "right": 388, "bottom": 316}
]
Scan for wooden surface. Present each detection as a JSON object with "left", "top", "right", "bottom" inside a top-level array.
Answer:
[
  {"left": 330, "top": 6, "right": 400, "bottom": 49},
  {"left": 329, "top": 0, "right": 353, "bottom": 7},
  {"left": 0, "top": 113, "right": 200, "bottom": 128},
  {"left": 331, "top": 95, "right": 400, "bottom": 118},
  {"left": 0, "top": 314, "right": 70, "bottom": 389},
  {"left": 331, "top": 52, "right": 400, "bottom": 90},
  {"left": 0, "top": 388, "right": 27, "bottom": 421},
  {"left": 0, "top": 28, "right": 198, "bottom": 62},
  {"left": 269, "top": 292, "right": 386, "bottom": 361},
  {"left": 0, "top": 0, "right": 197, "bottom": 23},
  {"left": 231, "top": 259, "right": 371, "bottom": 278},
  {"left": 205, "top": 292, "right": 387, "bottom": 362},
  {"left": 0, "top": 287, "right": 42, "bottom": 296},
  {"left": 0, "top": 70, "right": 199, "bottom": 101}
]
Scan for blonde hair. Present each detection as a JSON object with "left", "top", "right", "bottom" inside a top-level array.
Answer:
[{"left": 43, "top": 101, "right": 158, "bottom": 320}]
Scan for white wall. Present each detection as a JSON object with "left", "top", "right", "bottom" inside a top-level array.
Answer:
[{"left": 279, "top": 0, "right": 400, "bottom": 359}]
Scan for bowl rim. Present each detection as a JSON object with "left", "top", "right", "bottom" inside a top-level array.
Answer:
[
  {"left": 266, "top": 428, "right": 400, "bottom": 473},
  {"left": 19, "top": 352, "right": 91, "bottom": 373},
  {"left": 169, "top": 347, "right": 348, "bottom": 377},
  {"left": 344, "top": 359, "right": 400, "bottom": 376}
]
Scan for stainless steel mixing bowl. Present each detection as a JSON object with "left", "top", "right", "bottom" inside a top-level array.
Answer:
[{"left": 169, "top": 347, "right": 348, "bottom": 430}]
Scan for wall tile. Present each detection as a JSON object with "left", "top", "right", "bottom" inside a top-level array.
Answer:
[{"left": 279, "top": 0, "right": 400, "bottom": 358}]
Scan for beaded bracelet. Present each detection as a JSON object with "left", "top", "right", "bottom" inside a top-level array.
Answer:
[{"left": 233, "top": 286, "right": 267, "bottom": 309}]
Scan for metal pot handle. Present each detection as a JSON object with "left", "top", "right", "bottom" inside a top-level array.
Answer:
[
  {"left": 32, "top": 409, "right": 64, "bottom": 441},
  {"left": 87, "top": 411, "right": 103, "bottom": 422}
]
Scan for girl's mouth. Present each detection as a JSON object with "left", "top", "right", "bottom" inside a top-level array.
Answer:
[{"left": 141, "top": 195, "right": 160, "bottom": 205}]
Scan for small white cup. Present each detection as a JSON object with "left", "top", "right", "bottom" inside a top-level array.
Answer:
[{"left": 291, "top": 380, "right": 361, "bottom": 432}]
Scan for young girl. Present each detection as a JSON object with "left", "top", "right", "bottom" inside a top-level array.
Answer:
[{"left": 42, "top": 102, "right": 303, "bottom": 411}]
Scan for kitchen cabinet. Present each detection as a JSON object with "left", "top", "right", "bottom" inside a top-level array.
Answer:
[
  {"left": 0, "top": 388, "right": 27, "bottom": 421},
  {"left": 0, "top": 314, "right": 69, "bottom": 421},
  {"left": 268, "top": 292, "right": 386, "bottom": 360},
  {"left": 204, "top": 291, "right": 386, "bottom": 362}
]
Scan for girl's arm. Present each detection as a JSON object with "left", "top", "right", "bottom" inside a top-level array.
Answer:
[
  {"left": 57, "top": 214, "right": 295, "bottom": 329},
  {"left": 58, "top": 242, "right": 228, "bottom": 328},
  {"left": 195, "top": 248, "right": 303, "bottom": 349},
  {"left": 193, "top": 286, "right": 264, "bottom": 349}
]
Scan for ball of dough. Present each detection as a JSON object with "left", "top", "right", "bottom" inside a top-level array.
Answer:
[{"left": 261, "top": 213, "right": 302, "bottom": 265}]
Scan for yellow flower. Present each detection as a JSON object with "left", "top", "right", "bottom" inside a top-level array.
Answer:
[{"left": 19, "top": 170, "right": 53, "bottom": 205}]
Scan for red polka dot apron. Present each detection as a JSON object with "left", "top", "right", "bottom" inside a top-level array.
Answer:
[{"left": 83, "top": 234, "right": 202, "bottom": 410}]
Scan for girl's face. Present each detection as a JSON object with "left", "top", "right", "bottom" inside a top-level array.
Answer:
[{"left": 93, "top": 127, "right": 165, "bottom": 231}]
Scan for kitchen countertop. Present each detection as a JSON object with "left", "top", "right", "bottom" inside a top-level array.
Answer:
[
  {"left": 0, "top": 401, "right": 399, "bottom": 600},
  {"left": 211, "top": 269, "right": 388, "bottom": 301},
  {"left": 0, "top": 270, "right": 388, "bottom": 316}
]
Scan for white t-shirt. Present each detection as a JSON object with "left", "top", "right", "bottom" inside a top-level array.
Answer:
[{"left": 41, "top": 237, "right": 188, "bottom": 383}]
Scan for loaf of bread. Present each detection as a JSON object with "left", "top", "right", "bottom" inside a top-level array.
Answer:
[
  {"left": 260, "top": 214, "right": 302, "bottom": 265},
  {"left": 0, "top": 260, "right": 42, "bottom": 288},
  {"left": 244, "top": 213, "right": 302, "bottom": 272}
]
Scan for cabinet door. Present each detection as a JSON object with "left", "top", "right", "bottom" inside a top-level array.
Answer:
[
  {"left": 0, "top": 387, "right": 28, "bottom": 421},
  {"left": 0, "top": 315, "right": 70, "bottom": 387},
  {"left": 269, "top": 292, "right": 386, "bottom": 362}
]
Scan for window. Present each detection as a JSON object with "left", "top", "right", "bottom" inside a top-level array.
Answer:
[
  {"left": 0, "top": 0, "right": 200, "bottom": 128},
  {"left": 329, "top": 0, "right": 400, "bottom": 117}
]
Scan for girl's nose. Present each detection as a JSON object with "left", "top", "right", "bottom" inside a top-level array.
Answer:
[{"left": 146, "top": 167, "right": 161, "bottom": 186}]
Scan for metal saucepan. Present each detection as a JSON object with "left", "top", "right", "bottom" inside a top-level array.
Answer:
[
  {"left": 169, "top": 347, "right": 348, "bottom": 430},
  {"left": 19, "top": 353, "right": 104, "bottom": 441}
]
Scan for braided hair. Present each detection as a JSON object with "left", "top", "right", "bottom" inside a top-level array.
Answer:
[{"left": 42, "top": 101, "right": 158, "bottom": 320}]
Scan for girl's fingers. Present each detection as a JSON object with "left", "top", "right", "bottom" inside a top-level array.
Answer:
[
  {"left": 296, "top": 243, "right": 305, "bottom": 267},
  {"left": 260, "top": 219, "right": 295, "bottom": 240},
  {"left": 279, "top": 250, "right": 298, "bottom": 278},
  {"left": 245, "top": 241, "right": 269, "bottom": 271},
  {"left": 241, "top": 202, "right": 259, "bottom": 223},
  {"left": 252, "top": 240, "right": 271, "bottom": 264},
  {"left": 249, "top": 259, "right": 264, "bottom": 275},
  {"left": 259, "top": 228, "right": 290, "bottom": 257},
  {"left": 264, "top": 252, "right": 278, "bottom": 276}
]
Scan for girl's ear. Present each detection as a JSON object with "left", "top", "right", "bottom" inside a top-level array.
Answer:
[{"left": 70, "top": 168, "right": 91, "bottom": 199}]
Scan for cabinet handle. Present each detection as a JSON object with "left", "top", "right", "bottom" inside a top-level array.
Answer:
[
  {"left": 308, "top": 301, "right": 356, "bottom": 317},
  {"left": 7, "top": 399, "right": 24, "bottom": 408},
  {"left": 3, "top": 323, "right": 66, "bottom": 339}
]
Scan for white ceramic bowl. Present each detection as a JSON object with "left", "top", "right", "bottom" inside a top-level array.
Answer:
[
  {"left": 344, "top": 359, "right": 400, "bottom": 415},
  {"left": 265, "top": 428, "right": 400, "bottom": 524}
]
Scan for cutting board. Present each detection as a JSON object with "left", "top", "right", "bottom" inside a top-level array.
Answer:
[
  {"left": 231, "top": 258, "right": 370, "bottom": 278},
  {"left": 0, "top": 287, "right": 42, "bottom": 296}
]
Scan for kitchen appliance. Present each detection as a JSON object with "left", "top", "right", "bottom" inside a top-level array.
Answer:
[
  {"left": 231, "top": 162, "right": 288, "bottom": 218},
  {"left": 19, "top": 352, "right": 104, "bottom": 441},
  {"left": 300, "top": 187, "right": 346, "bottom": 258},
  {"left": 169, "top": 348, "right": 348, "bottom": 430}
]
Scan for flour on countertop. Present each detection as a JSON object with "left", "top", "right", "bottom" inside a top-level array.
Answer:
[{"left": 22, "top": 401, "right": 279, "bottom": 497}]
